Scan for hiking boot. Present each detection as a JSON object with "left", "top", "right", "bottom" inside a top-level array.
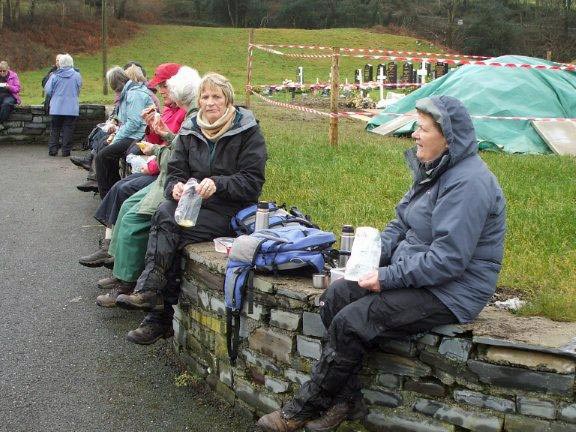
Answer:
[
  {"left": 95, "top": 281, "right": 135, "bottom": 308},
  {"left": 126, "top": 321, "right": 174, "bottom": 345},
  {"left": 116, "top": 290, "right": 163, "bottom": 311},
  {"left": 70, "top": 154, "right": 93, "bottom": 171},
  {"left": 97, "top": 276, "right": 119, "bottom": 290},
  {"left": 257, "top": 410, "right": 310, "bottom": 432},
  {"left": 305, "top": 400, "right": 367, "bottom": 432},
  {"left": 79, "top": 239, "right": 114, "bottom": 268},
  {"left": 77, "top": 179, "right": 99, "bottom": 193}
]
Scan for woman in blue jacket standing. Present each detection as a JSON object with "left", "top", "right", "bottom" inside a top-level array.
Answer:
[
  {"left": 44, "top": 53, "right": 82, "bottom": 157},
  {"left": 258, "top": 96, "right": 507, "bottom": 432}
]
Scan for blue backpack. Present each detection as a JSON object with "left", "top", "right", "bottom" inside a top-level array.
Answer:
[
  {"left": 224, "top": 225, "right": 336, "bottom": 364},
  {"left": 230, "top": 202, "right": 318, "bottom": 235}
]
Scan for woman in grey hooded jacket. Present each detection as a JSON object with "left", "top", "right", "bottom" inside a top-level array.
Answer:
[{"left": 257, "top": 96, "right": 506, "bottom": 432}]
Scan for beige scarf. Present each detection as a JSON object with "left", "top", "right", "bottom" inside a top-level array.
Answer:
[{"left": 197, "top": 106, "right": 236, "bottom": 141}]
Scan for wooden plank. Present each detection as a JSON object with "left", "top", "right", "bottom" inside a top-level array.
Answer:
[
  {"left": 532, "top": 120, "right": 576, "bottom": 155},
  {"left": 370, "top": 110, "right": 416, "bottom": 137}
]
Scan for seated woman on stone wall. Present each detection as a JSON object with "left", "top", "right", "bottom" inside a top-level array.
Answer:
[
  {"left": 78, "top": 64, "right": 187, "bottom": 269},
  {"left": 93, "top": 66, "right": 202, "bottom": 308},
  {"left": 257, "top": 96, "right": 507, "bottom": 432},
  {"left": 0, "top": 60, "right": 21, "bottom": 129},
  {"left": 94, "top": 66, "right": 154, "bottom": 199},
  {"left": 113, "top": 72, "right": 268, "bottom": 345}
]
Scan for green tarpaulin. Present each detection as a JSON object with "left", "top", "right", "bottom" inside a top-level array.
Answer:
[{"left": 366, "top": 55, "right": 576, "bottom": 154}]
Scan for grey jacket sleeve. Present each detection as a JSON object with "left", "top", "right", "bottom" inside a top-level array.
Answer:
[{"left": 377, "top": 175, "right": 493, "bottom": 290}]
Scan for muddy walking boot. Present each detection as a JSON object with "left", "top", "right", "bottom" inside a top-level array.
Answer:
[
  {"left": 79, "top": 239, "right": 114, "bottom": 268},
  {"left": 115, "top": 290, "right": 163, "bottom": 311},
  {"left": 95, "top": 280, "right": 135, "bottom": 308},
  {"left": 126, "top": 307, "right": 174, "bottom": 345},
  {"left": 257, "top": 410, "right": 311, "bottom": 432},
  {"left": 70, "top": 153, "right": 93, "bottom": 171},
  {"left": 305, "top": 399, "right": 368, "bottom": 432},
  {"left": 97, "top": 276, "right": 118, "bottom": 290}
]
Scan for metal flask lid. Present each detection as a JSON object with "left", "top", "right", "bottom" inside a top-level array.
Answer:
[{"left": 342, "top": 225, "right": 355, "bottom": 234}]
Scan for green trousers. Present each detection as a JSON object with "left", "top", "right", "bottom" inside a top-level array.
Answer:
[{"left": 109, "top": 184, "right": 154, "bottom": 282}]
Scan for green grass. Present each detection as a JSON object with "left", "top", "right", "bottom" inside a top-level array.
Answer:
[{"left": 16, "top": 25, "right": 576, "bottom": 321}]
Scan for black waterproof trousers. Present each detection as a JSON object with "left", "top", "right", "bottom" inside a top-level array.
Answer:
[
  {"left": 135, "top": 199, "right": 233, "bottom": 325},
  {"left": 94, "top": 172, "right": 157, "bottom": 227},
  {"left": 94, "top": 137, "right": 135, "bottom": 198},
  {"left": 48, "top": 115, "right": 77, "bottom": 156},
  {"left": 283, "top": 278, "right": 458, "bottom": 419}
]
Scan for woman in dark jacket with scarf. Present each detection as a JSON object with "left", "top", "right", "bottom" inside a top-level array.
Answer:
[
  {"left": 115, "top": 72, "right": 267, "bottom": 345},
  {"left": 257, "top": 96, "right": 506, "bottom": 432}
]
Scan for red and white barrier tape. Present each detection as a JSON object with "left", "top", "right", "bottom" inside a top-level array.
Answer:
[
  {"left": 251, "top": 43, "right": 490, "bottom": 59},
  {"left": 251, "top": 44, "right": 576, "bottom": 72},
  {"left": 381, "top": 111, "right": 576, "bottom": 122},
  {"left": 250, "top": 90, "right": 338, "bottom": 118},
  {"left": 254, "top": 81, "right": 422, "bottom": 91}
]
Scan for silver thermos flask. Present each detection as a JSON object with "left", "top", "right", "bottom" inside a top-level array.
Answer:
[
  {"left": 254, "top": 201, "right": 270, "bottom": 231},
  {"left": 338, "top": 225, "right": 355, "bottom": 267}
]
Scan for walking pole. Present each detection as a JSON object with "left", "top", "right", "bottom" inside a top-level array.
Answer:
[
  {"left": 245, "top": 29, "right": 255, "bottom": 108},
  {"left": 329, "top": 47, "right": 340, "bottom": 147}
]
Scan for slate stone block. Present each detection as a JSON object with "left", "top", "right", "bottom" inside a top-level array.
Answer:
[
  {"left": 379, "top": 338, "right": 418, "bottom": 357},
  {"left": 264, "top": 376, "right": 290, "bottom": 393},
  {"left": 270, "top": 309, "right": 301, "bottom": 331},
  {"left": 453, "top": 389, "right": 515, "bottom": 413},
  {"left": 504, "top": 414, "right": 551, "bottom": 432},
  {"left": 297, "top": 335, "right": 322, "bottom": 360},
  {"left": 467, "top": 360, "right": 574, "bottom": 396},
  {"left": 365, "top": 412, "right": 455, "bottom": 432},
  {"left": 241, "top": 349, "right": 281, "bottom": 373},
  {"left": 248, "top": 328, "right": 294, "bottom": 364},
  {"left": 302, "top": 311, "right": 325, "bottom": 338},
  {"left": 368, "top": 352, "right": 431, "bottom": 378},
  {"left": 405, "top": 378, "right": 447, "bottom": 397},
  {"left": 420, "top": 350, "right": 479, "bottom": 383},
  {"left": 413, "top": 398, "right": 503, "bottom": 432},
  {"left": 375, "top": 373, "right": 402, "bottom": 389},
  {"left": 284, "top": 368, "right": 310, "bottom": 385},
  {"left": 438, "top": 337, "right": 473, "bottom": 362},
  {"left": 560, "top": 404, "right": 576, "bottom": 424},
  {"left": 362, "top": 387, "right": 403, "bottom": 408},
  {"left": 517, "top": 396, "right": 556, "bottom": 419}
]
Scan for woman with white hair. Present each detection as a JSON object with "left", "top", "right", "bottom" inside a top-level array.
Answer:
[
  {"left": 44, "top": 53, "right": 82, "bottom": 156},
  {"left": 94, "top": 66, "right": 202, "bottom": 309}
]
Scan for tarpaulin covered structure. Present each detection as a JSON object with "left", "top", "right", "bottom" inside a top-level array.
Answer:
[{"left": 366, "top": 55, "right": 576, "bottom": 154}]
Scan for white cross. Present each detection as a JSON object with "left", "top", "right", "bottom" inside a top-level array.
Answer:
[
  {"left": 417, "top": 61, "right": 427, "bottom": 84},
  {"left": 377, "top": 67, "right": 387, "bottom": 101}
]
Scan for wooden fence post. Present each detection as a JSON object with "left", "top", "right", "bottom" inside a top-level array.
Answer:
[
  {"left": 329, "top": 47, "right": 340, "bottom": 147},
  {"left": 245, "top": 28, "right": 255, "bottom": 108}
]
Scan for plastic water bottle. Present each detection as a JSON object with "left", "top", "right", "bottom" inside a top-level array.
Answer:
[
  {"left": 174, "top": 178, "right": 202, "bottom": 227},
  {"left": 126, "top": 154, "right": 148, "bottom": 173},
  {"left": 338, "top": 225, "right": 355, "bottom": 267},
  {"left": 254, "top": 201, "right": 270, "bottom": 231}
]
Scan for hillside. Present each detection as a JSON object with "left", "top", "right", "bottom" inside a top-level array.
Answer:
[{"left": 18, "top": 25, "right": 441, "bottom": 104}]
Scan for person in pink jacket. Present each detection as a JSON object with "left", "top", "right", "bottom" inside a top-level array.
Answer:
[{"left": 0, "top": 60, "right": 21, "bottom": 126}]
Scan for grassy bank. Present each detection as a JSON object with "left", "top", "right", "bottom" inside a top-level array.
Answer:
[{"left": 16, "top": 25, "right": 576, "bottom": 321}]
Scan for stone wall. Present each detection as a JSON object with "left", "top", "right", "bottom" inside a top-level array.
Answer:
[
  {"left": 174, "top": 243, "right": 576, "bottom": 432},
  {"left": 0, "top": 105, "right": 106, "bottom": 147}
]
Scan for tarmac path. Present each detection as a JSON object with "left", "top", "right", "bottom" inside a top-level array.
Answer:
[{"left": 0, "top": 145, "right": 254, "bottom": 432}]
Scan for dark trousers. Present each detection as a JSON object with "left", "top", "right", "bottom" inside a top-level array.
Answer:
[
  {"left": 283, "top": 279, "right": 458, "bottom": 419},
  {"left": 0, "top": 95, "right": 16, "bottom": 123},
  {"left": 48, "top": 115, "right": 77, "bottom": 155},
  {"left": 94, "top": 137, "right": 135, "bottom": 198},
  {"left": 136, "top": 200, "right": 233, "bottom": 325},
  {"left": 94, "top": 172, "right": 157, "bottom": 227}
]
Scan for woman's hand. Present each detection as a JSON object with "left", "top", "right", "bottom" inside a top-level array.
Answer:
[
  {"left": 106, "top": 133, "right": 115, "bottom": 144},
  {"left": 141, "top": 106, "right": 157, "bottom": 124},
  {"left": 138, "top": 141, "right": 155, "bottom": 155},
  {"left": 172, "top": 182, "right": 185, "bottom": 201},
  {"left": 140, "top": 165, "right": 150, "bottom": 175},
  {"left": 358, "top": 270, "right": 381, "bottom": 293},
  {"left": 196, "top": 178, "right": 217, "bottom": 199}
]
